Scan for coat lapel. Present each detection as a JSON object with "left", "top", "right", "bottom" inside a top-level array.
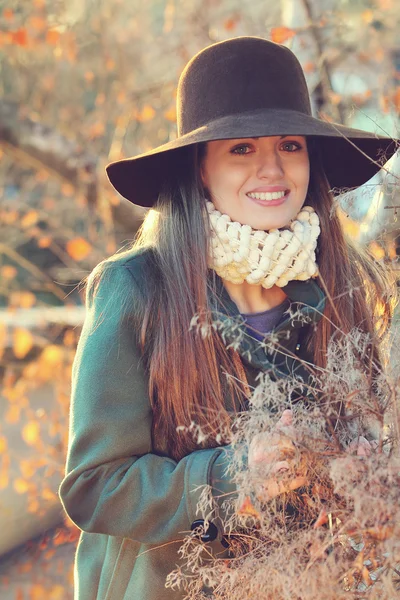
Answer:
[{"left": 208, "top": 273, "right": 326, "bottom": 379}]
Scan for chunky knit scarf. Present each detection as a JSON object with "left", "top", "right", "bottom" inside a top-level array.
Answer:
[{"left": 206, "top": 199, "right": 320, "bottom": 288}]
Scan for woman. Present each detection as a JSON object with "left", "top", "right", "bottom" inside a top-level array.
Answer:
[{"left": 59, "top": 37, "right": 397, "bottom": 599}]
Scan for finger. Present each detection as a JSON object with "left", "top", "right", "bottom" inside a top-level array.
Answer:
[
  {"left": 347, "top": 436, "right": 372, "bottom": 456},
  {"left": 262, "top": 475, "right": 308, "bottom": 500},
  {"left": 357, "top": 437, "right": 372, "bottom": 457},
  {"left": 276, "top": 409, "right": 293, "bottom": 429},
  {"left": 270, "top": 460, "right": 290, "bottom": 474}
]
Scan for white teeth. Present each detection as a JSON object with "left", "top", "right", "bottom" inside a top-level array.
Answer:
[{"left": 247, "top": 190, "right": 286, "bottom": 200}]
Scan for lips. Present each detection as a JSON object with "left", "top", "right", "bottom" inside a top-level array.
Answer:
[
  {"left": 248, "top": 186, "right": 289, "bottom": 193},
  {"left": 247, "top": 190, "right": 290, "bottom": 206}
]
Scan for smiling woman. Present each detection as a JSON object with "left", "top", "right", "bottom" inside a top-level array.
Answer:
[
  {"left": 200, "top": 135, "right": 310, "bottom": 231},
  {"left": 58, "top": 36, "right": 398, "bottom": 600}
]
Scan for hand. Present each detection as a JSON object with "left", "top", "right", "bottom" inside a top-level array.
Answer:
[{"left": 248, "top": 409, "right": 307, "bottom": 501}]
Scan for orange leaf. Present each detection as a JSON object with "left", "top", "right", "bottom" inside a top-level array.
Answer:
[
  {"left": 0, "top": 436, "right": 7, "bottom": 454},
  {"left": 89, "top": 122, "right": 105, "bottom": 138},
  {"left": 13, "top": 478, "right": 30, "bottom": 494},
  {"left": 40, "top": 344, "right": 64, "bottom": 365},
  {"left": 66, "top": 237, "right": 92, "bottom": 261},
  {"left": 303, "top": 61, "right": 315, "bottom": 74},
  {"left": 224, "top": 17, "right": 237, "bottom": 31},
  {"left": 22, "top": 421, "right": 40, "bottom": 446},
  {"left": 21, "top": 210, "right": 39, "bottom": 228},
  {"left": 237, "top": 496, "right": 261, "bottom": 519},
  {"left": 270, "top": 26, "right": 295, "bottom": 44},
  {"left": 313, "top": 507, "right": 328, "bottom": 529},
  {"left": 3, "top": 8, "right": 14, "bottom": 20},
  {"left": 38, "top": 236, "right": 52, "bottom": 248},
  {"left": 20, "top": 460, "right": 36, "bottom": 478},
  {"left": 0, "top": 466, "right": 9, "bottom": 490},
  {"left": 362, "top": 9, "right": 374, "bottom": 24},
  {"left": 1, "top": 265, "right": 17, "bottom": 279},
  {"left": 11, "top": 28, "right": 29, "bottom": 46},
  {"left": 27, "top": 499, "right": 40, "bottom": 514},
  {"left": 28, "top": 16, "right": 47, "bottom": 32},
  {"left": 106, "top": 58, "right": 115, "bottom": 71},
  {"left": 136, "top": 105, "right": 156, "bottom": 122},
  {"left": 5, "top": 404, "right": 20, "bottom": 424},
  {"left": 13, "top": 328, "right": 34, "bottom": 358},
  {"left": 61, "top": 182, "right": 75, "bottom": 196},
  {"left": 46, "top": 29, "right": 61, "bottom": 45},
  {"left": 164, "top": 106, "right": 176, "bottom": 122},
  {"left": 42, "top": 488, "right": 57, "bottom": 501},
  {"left": 11, "top": 291, "right": 36, "bottom": 308}
]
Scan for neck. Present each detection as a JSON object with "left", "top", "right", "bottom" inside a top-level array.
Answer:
[{"left": 222, "top": 279, "right": 288, "bottom": 314}]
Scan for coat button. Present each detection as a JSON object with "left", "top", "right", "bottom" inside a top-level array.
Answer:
[{"left": 191, "top": 519, "right": 218, "bottom": 542}]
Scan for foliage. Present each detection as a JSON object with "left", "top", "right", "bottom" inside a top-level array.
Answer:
[{"left": 167, "top": 322, "right": 400, "bottom": 599}]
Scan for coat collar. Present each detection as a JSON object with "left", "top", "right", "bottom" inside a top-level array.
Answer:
[{"left": 208, "top": 273, "right": 326, "bottom": 375}]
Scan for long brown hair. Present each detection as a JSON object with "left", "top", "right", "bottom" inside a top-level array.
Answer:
[{"left": 94, "top": 140, "right": 397, "bottom": 460}]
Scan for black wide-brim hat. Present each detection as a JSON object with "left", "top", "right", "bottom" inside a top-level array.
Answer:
[{"left": 106, "top": 36, "right": 398, "bottom": 208}]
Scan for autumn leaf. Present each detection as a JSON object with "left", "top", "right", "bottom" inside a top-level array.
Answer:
[
  {"left": 66, "top": 237, "right": 92, "bottom": 261},
  {"left": 21, "top": 210, "right": 39, "bottom": 228},
  {"left": 3, "top": 8, "right": 14, "bottom": 20},
  {"left": 41, "top": 344, "right": 64, "bottom": 366},
  {"left": 237, "top": 496, "right": 261, "bottom": 519},
  {"left": 105, "top": 58, "right": 115, "bottom": 71},
  {"left": 11, "top": 28, "right": 29, "bottom": 46},
  {"left": 20, "top": 459, "right": 37, "bottom": 478},
  {"left": 5, "top": 404, "right": 21, "bottom": 424},
  {"left": 89, "top": 122, "right": 106, "bottom": 138},
  {"left": 84, "top": 70, "right": 95, "bottom": 83},
  {"left": 1, "top": 265, "right": 17, "bottom": 279},
  {"left": 362, "top": 9, "right": 374, "bottom": 24},
  {"left": 0, "top": 471, "right": 9, "bottom": 490},
  {"left": 46, "top": 29, "right": 61, "bottom": 45},
  {"left": 38, "top": 235, "right": 52, "bottom": 248},
  {"left": 27, "top": 499, "right": 40, "bottom": 513},
  {"left": 0, "top": 436, "right": 7, "bottom": 454},
  {"left": 224, "top": 17, "right": 237, "bottom": 31},
  {"left": 270, "top": 26, "right": 295, "bottom": 44},
  {"left": 29, "top": 15, "right": 47, "bottom": 32},
  {"left": 136, "top": 105, "right": 156, "bottom": 122},
  {"left": 42, "top": 488, "right": 57, "bottom": 501},
  {"left": 10, "top": 291, "right": 36, "bottom": 308},
  {"left": 22, "top": 420, "right": 41, "bottom": 446},
  {"left": 303, "top": 61, "right": 316, "bottom": 74},
  {"left": 164, "top": 106, "right": 176, "bottom": 122},
  {"left": 14, "top": 478, "right": 30, "bottom": 494},
  {"left": 13, "top": 328, "right": 34, "bottom": 358}
]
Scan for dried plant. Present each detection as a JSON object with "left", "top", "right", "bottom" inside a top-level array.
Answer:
[{"left": 167, "top": 313, "right": 400, "bottom": 599}]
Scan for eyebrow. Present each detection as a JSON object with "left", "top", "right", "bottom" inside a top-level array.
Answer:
[{"left": 250, "top": 135, "right": 288, "bottom": 140}]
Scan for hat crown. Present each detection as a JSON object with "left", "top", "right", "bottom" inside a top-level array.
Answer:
[{"left": 177, "top": 36, "right": 312, "bottom": 136}]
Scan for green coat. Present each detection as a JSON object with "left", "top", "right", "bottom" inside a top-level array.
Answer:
[{"left": 58, "top": 247, "right": 325, "bottom": 599}]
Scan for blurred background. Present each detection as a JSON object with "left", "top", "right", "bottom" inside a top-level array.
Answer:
[{"left": 0, "top": 0, "right": 399, "bottom": 597}]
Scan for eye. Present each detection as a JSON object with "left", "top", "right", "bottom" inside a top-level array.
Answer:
[
  {"left": 230, "top": 143, "right": 252, "bottom": 155},
  {"left": 280, "top": 141, "right": 303, "bottom": 152}
]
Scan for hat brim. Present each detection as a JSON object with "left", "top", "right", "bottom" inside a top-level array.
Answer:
[{"left": 105, "top": 108, "right": 398, "bottom": 207}]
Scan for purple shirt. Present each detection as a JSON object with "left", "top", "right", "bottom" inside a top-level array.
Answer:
[{"left": 241, "top": 298, "right": 291, "bottom": 341}]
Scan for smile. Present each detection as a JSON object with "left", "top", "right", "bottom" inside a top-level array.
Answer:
[
  {"left": 247, "top": 190, "right": 287, "bottom": 200},
  {"left": 246, "top": 190, "right": 289, "bottom": 205}
]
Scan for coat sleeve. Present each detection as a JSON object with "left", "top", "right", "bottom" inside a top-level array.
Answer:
[{"left": 58, "top": 262, "right": 236, "bottom": 545}]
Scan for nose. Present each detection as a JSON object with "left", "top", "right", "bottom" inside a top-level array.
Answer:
[{"left": 256, "top": 150, "right": 284, "bottom": 179}]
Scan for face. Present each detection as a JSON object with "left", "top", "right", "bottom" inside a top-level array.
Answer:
[{"left": 200, "top": 135, "right": 310, "bottom": 230}]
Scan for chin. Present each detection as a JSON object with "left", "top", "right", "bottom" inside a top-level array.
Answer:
[{"left": 249, "top": 219, "right": 290, "bottom": 231}]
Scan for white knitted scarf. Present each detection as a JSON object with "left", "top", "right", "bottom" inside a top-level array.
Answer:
[{"left": 206, "top": 199, "right": 321, "bottom": 288}]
